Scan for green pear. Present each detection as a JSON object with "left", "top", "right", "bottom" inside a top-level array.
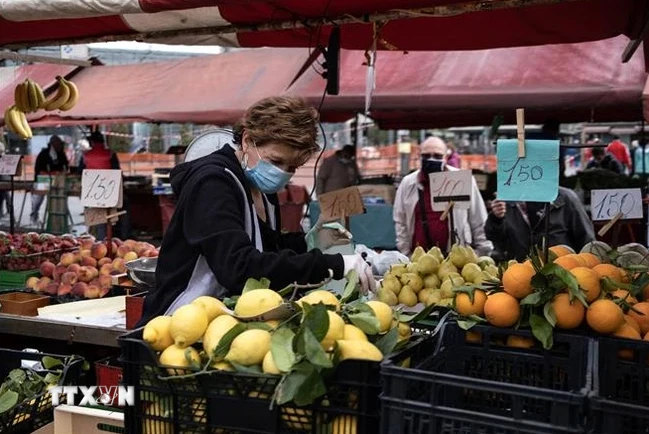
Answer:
[
  {"left": 410, "top": 246, "right": 426, "bottom": 262},
  {"left": 484, "top": 264, "right": 499, "bottom": 278},
  {"left": 465, "top": 246, "right": 479, "bottom": 264},
  {"left": 390, "top": 264, "right": 407, "bottom": 279},
  {"left": 445, "top": 272, "right": 464, "bottom": 284},
  {"left": 423, "top": 274, "right": 441, "bottom": 289},
  {"left": 473, "top": 271, "right": 493, "bottom": 285},
  {"left": 461, "top": 263, "right": 482, "bottom": 283},
  {"left": 437, "top": 297, "right": 454, "bottom": 308},
  {"left": 398, "top": 285, "right": 418, "bottom": 307},
  {"left": 428, "top": 246, "right": 445, "bottom": 263},
  {"left": 437, "top": 261, "right": 458, "bottom": 281},
  {"left": 382, "top": 275, "right": 402, "bottom": 295},
  {"left": 478, "top": 256, "right": 496, "bottom": 270},
  {"left": 418, "top": 288, "right": 433, "bottom": 304},
  {"left": 377, "top": 286, "right": 398, "bottom": 306},
  {"left": 400, "top": 273, "right": 424, "bottom": 292},
  {"left": 417, "top": 254, "right": 440, "bottom": 275},
  {"left": 449, "top": 245, "right": 470, "bottom": 268},
  {"left": 427, "top": 290, "right": 442, "bottom": 306},
  {"left": 440, "top": 275, "right": 465, "bottom": 298}
]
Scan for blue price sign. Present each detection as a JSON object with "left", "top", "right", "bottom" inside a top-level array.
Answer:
[{"left": 496, "top": 139, "right": 559, "bottom": 203}]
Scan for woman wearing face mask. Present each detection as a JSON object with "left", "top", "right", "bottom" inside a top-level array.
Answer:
[
  {"left": 139, "top": 97, "right": 374, "bottom": 322},
  {"left": 393, "top": 137, "right": 492, "bottom": 257}
]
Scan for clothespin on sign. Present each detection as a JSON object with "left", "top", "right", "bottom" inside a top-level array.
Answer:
[
  {"left": 597, "top": 211, "right": 624, "bottom": 237},
  {"left": 516, "top": 108, "right": 526, "bottom": 158},
  {"left": 440, "top": 201, "right": 454, "bottom": 221}
]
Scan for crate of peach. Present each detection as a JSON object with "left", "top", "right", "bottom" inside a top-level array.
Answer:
[
  {"left": 0, "top": 232, "right": 79, "bottom": 272},
  {"left": 25, "top": 238, "right": 159, "bottom": 301}
]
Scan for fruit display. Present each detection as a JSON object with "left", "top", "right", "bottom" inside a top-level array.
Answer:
[
  {"left": 141, "top": 275, "right": 421, "bottom": 409},
  {"left": 377, "top": 245, "right": 498, "bottom": 309},
  {"left": 0, "top": 232, "right": 79, "bottom": 271},
  {"left": 451, "top": 241, "right": 649, "bottom": 349},
  {"left": 4, "top": 76, "right": 78, "bottom": 140},
  {"left": 26, "top": 237, "right": 158, "bottom": 299}
]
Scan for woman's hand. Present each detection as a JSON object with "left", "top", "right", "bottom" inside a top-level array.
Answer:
[{"left": 342, "top": 254, "right": 376, "bottom": 295}]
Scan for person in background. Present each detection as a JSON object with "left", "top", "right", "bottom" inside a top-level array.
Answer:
[
  {"left": 486, "top": 187, "right": 595, "bottom": 262},
  {"left": 393, "top": 136, "right": 492, "bottom": 256},
  {"left": 31, "top": 135, "right": 68, "bottom": 226},
  {"left": 586, "top": 147, "right": 624, "bottom": 174},
  {"left": 316, "top": 144, "right": 360, "bottom": 195},
  {"left": 0, "top": 141, "right": 11, "bottom": 221},
  {"left": 446, "top": 142, "right": 461, "bottom": 168},
  {"left": 607, "top": 135, "right": 632, "bottom": 173}
]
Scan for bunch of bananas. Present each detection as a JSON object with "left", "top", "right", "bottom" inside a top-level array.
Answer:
[{"left": 3, "top": 76, "right": 79, "bottom": 140}]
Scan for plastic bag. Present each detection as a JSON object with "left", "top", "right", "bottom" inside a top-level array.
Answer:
[
  {"left": 305, "top": 221, "right": 353, "bottom": 251},
  {"left": 371, "top": 250, "right": 410, "bottom": 276}
]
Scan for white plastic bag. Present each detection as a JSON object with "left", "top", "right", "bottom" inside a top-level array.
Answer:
[{"left": 371, "top": 250, "right": 410, "bottom": 276}]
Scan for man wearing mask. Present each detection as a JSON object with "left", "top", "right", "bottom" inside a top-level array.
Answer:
[
  {"left": 31, "top": 135, "right": 68, "bottom": 226},
  {"left": 394, "top": 137, "right": 492, "bottom": 256},
  {"left": 316, "top": 145, "right": 360, "bottom": 195}
]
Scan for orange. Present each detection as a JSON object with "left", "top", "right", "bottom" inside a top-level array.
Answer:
[
  {"left": 554, "top": 255, "right": 581, "bottom": 271},
  {"left": 506, "top": 335, "right": 535, "bottom": 348},
  {"left": 465, "top": 331, "right": 482, "bottom": 344},
  {"left": 627, "top": 302, "right": 649, "bottom": 335},
  {"left": 586, "top": 299, "right": 625, "bottom": 334},
  {"left": 569, "top": 267, "right": 602, "bottom": 302},
  {"left": 455, "top": 290, "right": 487, "bottom": 317},
  {"left": 592, "top": 264, "right": 627, "bottom": 283},
  {"left": 565, "top": 254, "right": 588, "bottom": 267},
  {"left": 613, "top": 324, "right": 641, "bottom": 360},
  {"left": 549, "top": 245, "right": 574, "bottom": 257},
  {"left": 484, "top": 292, "right": 520, "bottom": 328},
  {"left": 624, "top": 315, "right": 641, "bottom": 334},
  {"left": 551, "top": 293, "right": 585, "bottom": 329},
  {"left": 502, "top": 264, "right": 536, "bottom": 299},
  {"left": 610, "top": 289, "right": 638, "bottom": 305},
  {"left": 577, "top": 252, "right": 600, "bottom": 268}
]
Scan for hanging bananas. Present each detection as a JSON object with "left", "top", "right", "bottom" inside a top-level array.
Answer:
[
  {"left": 42, "top": 76, "right": 71, "bottom": 111},
  {"left": 58, "top": 77, "right": 78, "bottom": 111},
  {"left": 3, "top": 105, "right": 32, "bottom": 139}
]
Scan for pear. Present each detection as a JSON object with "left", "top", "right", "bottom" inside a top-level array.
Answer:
[
  {"left": 427, "top": 290, "right": 442, "bottom": 306},
  {"left": 382, "top": 275, "right": 402, "bottom": 296},
  {"left": 478, "top": 256, "right": 496, "bottom": 269},
  {"left": 418, "top": 288, "right": 433, "bottom": 304},
  {"left": 461, "top": 263, "right": 482, "bottom": 283},
  {"left": 473, "top": 271, "right": 493, "bottom": 285},
  {"left": 406, "top": 262, "right": 421, "bottom": 274},
  {"left": 445, "top": 272, "right": 464, "bottom": 283},
  {"left": 390, "top": 264, "right": 408, "bottom": 279},
  {"left": 410, "top": 246, "right": 426, "bottom": 262},
  {"left": 465, "top": 246, "right": 479, "bottom": 264},
  {"left": 440, "top": 275, "right": 465, "bottom": 298},
  {"left": 428, "top": 246, "right": 445, "bottom": 263},
  {"left": 484, "top": 264, "right": 499, "bottom": 278},
  {"left": 449, "top": 245, "right": 470, "bottom": 269},
  {"left": 417, "top": 254, "right": 440, "bottom": 275},
  {"left": 437, "top": 261, "right": 458, "bottom": 281},
  {"left": 377, "top": 286, "right": 398, "bottom": 306},
  {"left": 398, "top": 285, "right": 418, "bottom": 307},
  {"left": 400, "top": 273, "right": 424, "bottom": 293},
  {"left": 423, "top": 274, "right": 441, "bottom": 289},
  {"left": 438, "top": 297, "right": 454, "bottom": 308}
]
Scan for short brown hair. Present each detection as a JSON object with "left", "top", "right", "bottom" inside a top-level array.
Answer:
[{"left": 233, "top": 96, "right": 320, "bottom": 157}]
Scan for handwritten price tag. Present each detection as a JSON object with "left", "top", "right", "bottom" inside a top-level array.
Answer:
[
  {"left": 81, "top": 169, "right": 123, "bottom": 208},
  {"left": 591, "top": 188, "right": 643, "bottom": 221},
  {"left": 497, "top": 139, "right": 559, "bottom": 202},
  {"left": 0, "top": 154, "right": 21, "bottom": 176},
  {"left": 428, "top": 170, "right": 472, "bottom": 211},
  {"left": 319, "top": 186, "right": 364, "bottom": 222}
]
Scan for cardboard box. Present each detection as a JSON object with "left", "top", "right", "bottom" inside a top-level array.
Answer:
[
  {"left": 0, "top": 292, "right": 50, "bottom": 316},
  {"left": 54, "top": 405, "right": 123, "bottom": 434}
]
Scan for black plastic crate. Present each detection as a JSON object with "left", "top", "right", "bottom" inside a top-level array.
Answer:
[
  {"left": 589, "top": 398, "right": 649, "bottom": 434},
  {"left": 0, "top": 349, "right": 84, "bottom": 434},
  {"left": 119, "top": 328, "right": 385, "bottom": 434},
  {"left": 381, "top": 322, "right": 591, "bottom": 434}
]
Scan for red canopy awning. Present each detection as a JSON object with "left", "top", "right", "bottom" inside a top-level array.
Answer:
[
  {"left": 24, "top": 48, "right": 308, "bottom": 126},
  {"left": 1, "top": 0, "right": 647, "bottom": 61},
  {"left": 286, "top": 36, "right": 648, "bottom": 128}
]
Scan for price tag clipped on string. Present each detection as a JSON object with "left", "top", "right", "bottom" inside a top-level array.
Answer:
[
  {"left": 319, "top": 186, "right": 364, "bottom": 222},
  {"left": 0, "top": 155, "right": 21, "bottom": 176},
  {"left": 591, "top": 188, "right": 643, "bottom": 221},
  {"left": 429, "top": 170, "right": 473, "bottom": 211},
  {"left": 81, "top": 169, "right": 123, "bottom": 208}
]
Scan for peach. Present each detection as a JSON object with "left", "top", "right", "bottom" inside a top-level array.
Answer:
[
  {"left": 99, "top": 286, "right": 111, "bottom": 297},
  {"left": 133, "top": 244, "right": 147, "bottom": 256},
  {"left": 80, "top": 249, "right": 92, "bottom": 258},
  {"left": 113, "top": 237, "right": 124, "bottom": 247},
  {"left": 79, "top": 238, "right": 94, "bottom": 250},
  {"left": 123, "top": 239, "right": 137, "bottom": 248},
  {"left": 88, "top": 266, "right": 99, "bottom": 279},
  {"left": 97, "top": 275, "right": 113, "bottom": 290},
  {"left": 59, "top": 253, "right": 76, "bottom": 267},
  {"left": 84, "top": 285, "right": 101, "bottom": 299},
  {"left": 99, "top": 264, "right": 113, "bottom": 276},
  {"left": 39, "top": 261, "right": 56, "bottom": 278},
  {"left": 66, "top": 264, "right": 81, "bottom": 276},
  {"left": 26, "top": 276, "right": 40, "bottom": 290},
  {"left": 57, "top": 283, "right": 72, "bottom": 297},
  {"left": 80, "top": 256, "right": 97, "bottom": 268},
  {"left": 91, "top": 243, "right": 108, "bottom": 260},
  {"left": 61, "top": 271, "right": 79, "bottom": 285},
  {"left": 112, "top": 258, "right": 126, "bottom": 274},
  {"left": 44, "top": 282, "right": 60, "bottom": 295},
  {"left": 78, "top": 266, "right": 94, "bottom": 283},
  {"left": 53, "top": 265, "right": 68, "bottom": 282},
  {"left": 116, "top": 245, "right": 132, "bottom": 258},
  {"left": 97, "top": 257, "right": 112, "bottom": 267},
  {"left": 110, "top": 242, "right": 118, "bottom": 257},
  {"left": 71, "top": 282, "right": 88, "bottom": 297},
  {"left": 123, "top": 251, "right": 138, "bottom": 262},
  {"left": 89, "top": 278, "right": 99, "bottom": 287}
]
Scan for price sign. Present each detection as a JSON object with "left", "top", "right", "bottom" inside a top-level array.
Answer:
[
  {"left": 81, "top": 169, "right": 123, "bottom": 208},
  {"left": 0, "top": 154, "right": 21, "bottom": 176},
  {"left": 591, "top": 188, "right": 643, "bottom": 221},
  {"left": 497, "top": 139, "right": 559, "bottom": 202},
  {"left": 319, "top": 186, "right": 364, "bottom": 222},
  {"left": 428, "top": 170, "right": 472, "bottom": 211}
]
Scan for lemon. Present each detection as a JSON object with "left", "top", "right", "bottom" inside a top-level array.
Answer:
[
  {"left": 265, "top": 320, "right": 280, "bottom": 329},
  {"left": 143, "top": 316, "right": 173, "bottom": 351},
  {"left": 192, "top": 296, "right": 228, "bottom": 322},
  {"left": 159, "top": 345, "right": 200, "bottom": 375},
  {"left": 143, "top": 400, "right": 173, "bottom": 434},
  {"left": 211, "top": 361, "right": 234, "bottom": 371},
  {"left": 395, "top": 321, "right": 412, "bottom": 341},
  {"left": 365, "top": 301, "right": 393, "bottom": 333},
  {"left": 170, "top": 304, "right": 209, "bottom": 348},
  {"left": 282, "top": 407, "right": 313, "bottom": 431},
  {"left": 320, "top": 311, "right": 345, "bottom": 351},
  {"left": 203, "top": 315, "right": 240, "bottom": 356},
  {"left": 336, "top": 340, "right": 383, "bottom": 362},
  {"left": 262, "top": 350, "right": 282, "bottom": 374},
  {"left": 343, "top": 324, "right": 368, "bottom": 341},
  {"left": 225, "top": 329, "right": 271, "bottom": 366},
  {"left": 234, "top": 289, "right": 283, "bottom": 317},
  {"left": 331, "top": 415, "right": 357, "bottom": 434},
  {"left": 298, "top": 290, "right": 341, "bottom": 311}
]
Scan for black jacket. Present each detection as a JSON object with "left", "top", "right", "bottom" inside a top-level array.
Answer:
[
  {"left": 34, "top": 148, "right": 68, "bottom": 176},
  {"left": 485, "top": 187, "right": 595, "bottom": 261},
  {"left": 586, "top": 154, "right": 624, "bottom": 174},
  {"left": 140, "top": 145, "right": 344, "bottom": 323}
]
